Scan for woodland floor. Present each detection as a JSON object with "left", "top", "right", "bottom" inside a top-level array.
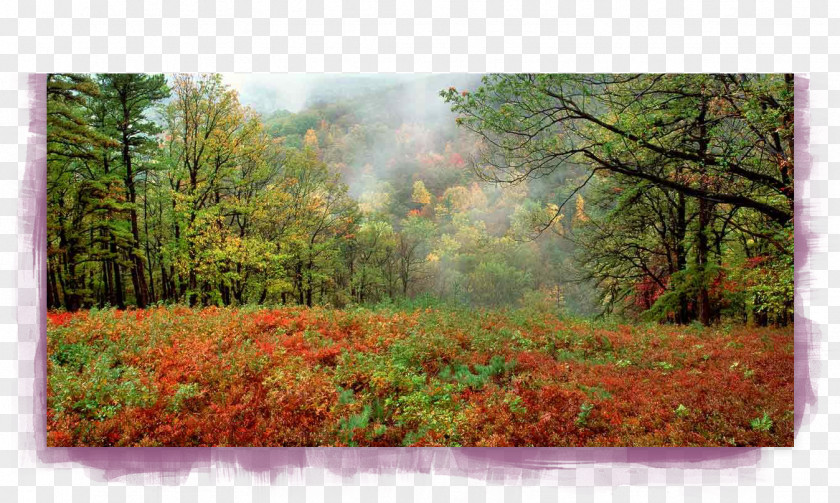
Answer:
[{"left": 47, "top": 306, "right": 793, "bottom": 447}]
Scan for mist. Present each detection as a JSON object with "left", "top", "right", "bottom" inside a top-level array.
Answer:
[
  {"left": 225, "top": 73, "right": 434, "bottom": 114},
  {"left": 224, "top": 73, "right": 487, "bottom": 199},
  {"left": 218, "top": 73, "right": 601, "bottom": 312}
]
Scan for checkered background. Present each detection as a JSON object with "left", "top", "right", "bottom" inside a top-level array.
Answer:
[{"left": 0, "top": 0, "right": 836, "bottom": 501}]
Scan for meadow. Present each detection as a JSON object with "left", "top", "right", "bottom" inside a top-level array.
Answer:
[{"left": 47, "top": 305, "right": 793, "bottom": 447}]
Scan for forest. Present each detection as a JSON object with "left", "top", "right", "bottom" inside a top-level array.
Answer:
[
  {"left": 46, "top": 74, "right": 794, "bottom": 447},
  {"left": 47, "top": 73, "right": 793, "bottom": 324}
]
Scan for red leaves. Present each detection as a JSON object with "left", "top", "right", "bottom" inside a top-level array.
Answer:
[
  {"left": 308, "top": 345, "right": 343, "bottom": 367},
  {"left": 511, "top": 351, "right": 554, "bottom": 373},
  {"left": 47, "top": 306, "right": 794, "bottom": 447},
  {"left": 449, "top": 152, "right": 465, "bottom": 166},
  {"left": 47, "top": 311, "right": 78, "bottom": 327},
  {"left": 746, "top": 255, "right": 769, "bottom": 268},
  {"left": 634, "top": 276, "right": 666, "bottom": 309}
]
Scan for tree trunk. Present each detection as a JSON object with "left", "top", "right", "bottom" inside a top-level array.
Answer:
[
  {"left": 100, "top": 254, "right": 110, "bottom": 308},
  {"left": 47, "top": 261, "right": 61, "bottom": 309},
  {"left": 675, "top": 191, "right": 689, "bottom": 324},
  {"left": 109, "top": 233, "right": 126, "bottom": 309},
  {"left": 296, "top": 261, "right": 304, "bottom": 305},
  {"left": 143, "top": 179, "right": 156, "bottom": 303},
  {"left": 55, "top": 260, "right": 67, "bottom": 309},
  {"left": 695, "top": 94, "right": 712, "bottom": 326},
  {"left": 305, "top": 259, "right": 314, "bottom": 307},
  {"left": 696, "top": 199, "right": 712, "bottom": 326},
  {"left": 123, "top": 148, "right": 149, "bottom": 308},
  {"left": 159, "top": 259, "right": 169, "bottom": 301}
]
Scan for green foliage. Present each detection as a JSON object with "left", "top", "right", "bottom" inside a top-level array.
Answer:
[
  {"left": 337, "top": 386, "right": 355, "bottom": 405},
  {"left": 576, "top": 402, "right": 594, "bottom": 428},
  {"left": 49, "top": 349, "right": 158, "bottom": 421},
  {"left": 579, "top": 385, "right": 613, "bottom": 400},
  {"left": 506, "top": 395, "right": 527, "bottom": 415},
  {"left": 654, "top": 361, "right": 675, "bottom": 371},
  {"left": 169, "top": 383, "right": 200, "bottom": 413},
  {"left": 742, "top": 242, "right": 794, "bottom": 324},
  {"left": 443, "top": 74, "right": 794, "bottom": 326},
  {"left": 750, "top": 412, "right": 773, "bottom": 432},
  {"left": 438, "top": 356, "right": 516, "bottom": 390},
  {"left": 48, "top": 305, "right": 795, "bottom": 447},
  {"left": 339, "top": 405, "right": 372, "bottom": 445},
  {"left": 46, "top": 72, "right": 792, "bottom": 331},
  {"left": 50, "top": 342, "right": 96, "bottom": 372},
  {"left": 467, "top": 261, "right": 533, "bottom": 308}
]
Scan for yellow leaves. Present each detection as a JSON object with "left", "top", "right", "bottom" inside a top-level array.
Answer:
[
  {"left": 440, "top": 186, "right": 471, "bottom": 213},
  {"left": 303, "top": 129, "right": 319, "bottom": 149},
  {"left": 411, "top": 180, "right": 432, "bottom": 205},
  {"left": 467, "top": 183, "right": 488, "bottom": 209},
  {"left": 544, "top": 205, "right": 565, "bottom": 236},
  {"left": 574, "top": 194, "right": 589, "bottom": 224}
]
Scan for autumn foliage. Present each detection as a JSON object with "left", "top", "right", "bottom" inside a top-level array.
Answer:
[{"left": 47, "top": 306, "right": 793, "bottom": 447}]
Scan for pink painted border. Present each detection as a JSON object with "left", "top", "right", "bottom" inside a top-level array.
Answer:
[{"left": 23, "top": 73, "right": 815, "bottom": 483}]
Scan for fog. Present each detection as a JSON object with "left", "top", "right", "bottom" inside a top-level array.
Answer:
[
  {"left": 225, "top": 74, "right": 437, "bottom": 114},
  {"left": 220, "top": 73, "right": 586, "bottom": 243},
  {"left": 222, "top": 73, "right": 487, "bottom": 200}
]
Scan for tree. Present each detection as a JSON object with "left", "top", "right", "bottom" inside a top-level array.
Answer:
[
  {"left": 441, "top": 74, "right": 793, "bottom": 226},
  {"left": 395, "top": 216, "right": 436, "bottom": 296},
  {"left": 349, "top": 219, "right": 395, "bottom": 302},
  {"left": 411, "top": 180, "right": 432, "bottom": 205},
  {"left": 574, "top": 177, "right": 693, "bottom": 321},
  {"left": 281, "top": 144, "right": 358, "bottom": 307},
  {"left": 164, "top": 74, "right": 251, "bottom": 305},
  {"left": 47, "top": 74, "right": 120, "bottom": 311},
  {"left": 442, "top": 74, "right": 794, "bottom": 325},
  {"left": 98, "top": 74, "right": 169, "bottom": 308}
]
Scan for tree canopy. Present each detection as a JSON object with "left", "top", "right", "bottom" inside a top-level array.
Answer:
[
  {"left": 47, "top": 73, "right": 793, "bottom": 326},
  {"left": 442, "top": 74, "right": 793, "bottom": 325}
]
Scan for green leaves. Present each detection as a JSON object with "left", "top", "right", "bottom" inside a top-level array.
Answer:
[
  {"left": 444, "top": 73, "right": 794, "bottom": 324},
  {"left": 49, "top": 349, "right": 158, "bottom": 422},
  {"left": 750, "top": 412, "right": 773, "bottom": 432},
  {"left": 438, "top": 356, "right": 516, "bottom": 391},
  {"left": 47, "top": 72, "right": 793, "bottom": 330},
  {"left": 576, "top": 402, "right": 594, "bottom": 428},
  {"left": 169, "top": 383, "right": 200, "bottom": 413}
]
